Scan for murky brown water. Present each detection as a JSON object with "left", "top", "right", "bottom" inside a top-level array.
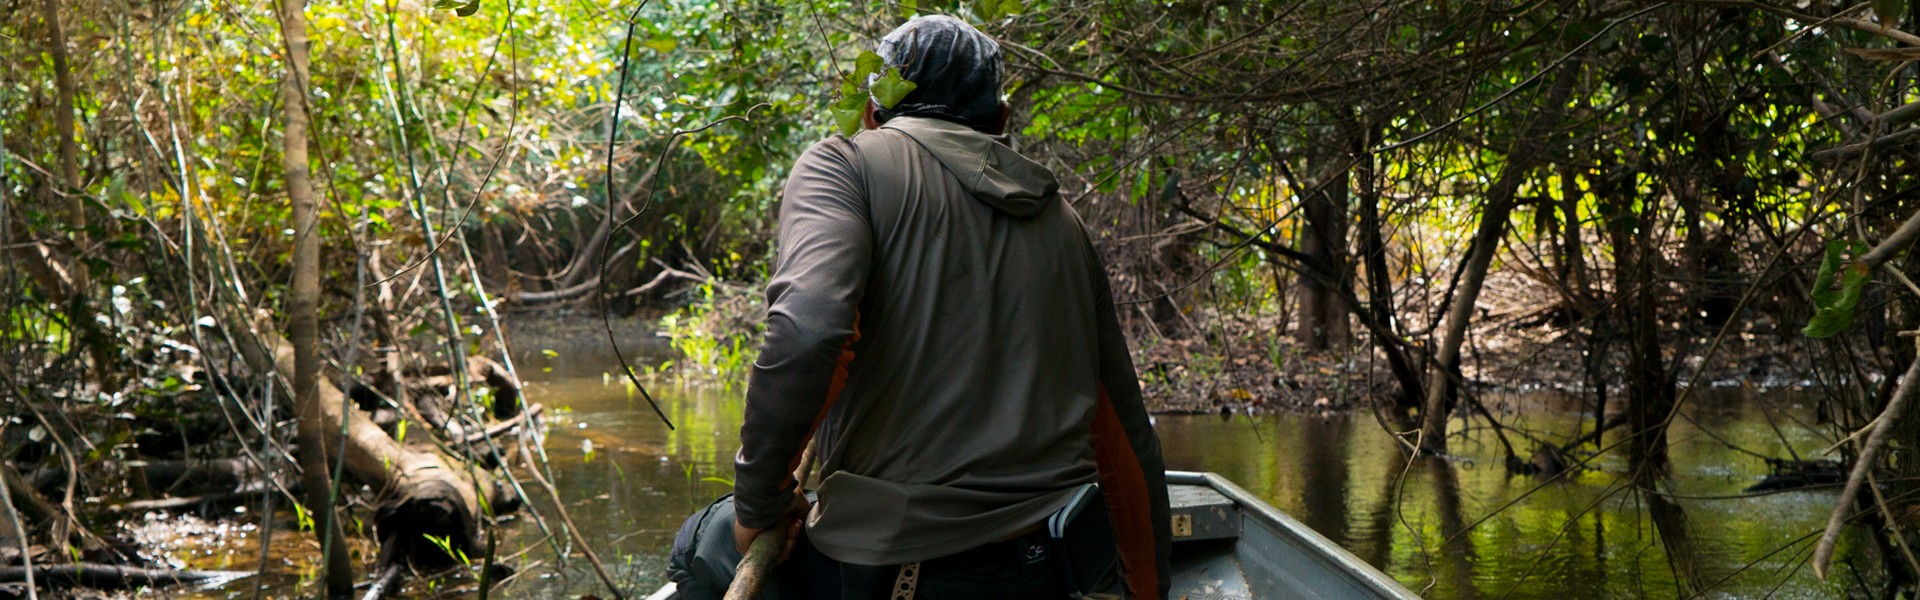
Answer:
[{"left": 173, "top": 339, "right": 1865, "bottom": 599}]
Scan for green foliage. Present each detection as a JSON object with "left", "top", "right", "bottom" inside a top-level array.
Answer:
[
  {"left": 421, "top": 533, "right": 471, "bottom": 567},
  {"left": 972, "top": 0, "right": 1024, "bottom": 21},
  {"left": 294, "top": 503, "right": 315, "bottom": 533},
  {"left": 3, "top": 0, "right": 1916, "bottom": 569},
  {"left": 830, "top": 51, "right": 918, "bottom": 136},
  {"left": 1803, "top": 241, "right": 1872, "bottom": 339},
  {"left": 871, "top": 70, "right": 918, "bottom": 109},
  {"left": 431, "top": 0, "right": 482, "bottom": 17},
  {"left": 658, "top": 283, "right": 762, "bottom": 388}
]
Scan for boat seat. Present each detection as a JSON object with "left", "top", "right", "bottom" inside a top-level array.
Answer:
[
  {"left": 1169, "top": 483, "right": 1241, "bottom": 542},
  {"left": 1169, "top": 484, "right": 1253, "bottom": 599}
]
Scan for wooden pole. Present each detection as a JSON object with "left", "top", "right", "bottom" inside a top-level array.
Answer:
[{"left": 724, "top": 442, "right": 816, "bottom": 600}]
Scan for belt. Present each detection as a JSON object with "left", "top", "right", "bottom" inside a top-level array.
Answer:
[
  {"left": 992, "top": 521, "right": 1045, "bottom": 542},
  {"left": 935, "top": 525, "right": 1051, "bottom": 570}
]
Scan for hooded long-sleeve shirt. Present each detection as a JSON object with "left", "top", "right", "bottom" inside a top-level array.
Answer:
[{"left": 734, "top": 116, "right": 1171, "bottom": 598}]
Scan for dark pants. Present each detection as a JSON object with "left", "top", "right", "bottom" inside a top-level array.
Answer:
[
  {"left": 668, "top": 495, "right": 1089, "bottom": 600},
  {"left": 788, "top": 528, "right": 1067, "bottom": 600}
]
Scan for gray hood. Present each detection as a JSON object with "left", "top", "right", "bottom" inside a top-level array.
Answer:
[{"left": 880, "top": 117, "right": 1058, "bottom": 217}]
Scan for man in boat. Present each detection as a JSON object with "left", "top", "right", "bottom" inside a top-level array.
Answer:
[{"left": 732, "top": 14, "right": 1171, "bottom": 599}]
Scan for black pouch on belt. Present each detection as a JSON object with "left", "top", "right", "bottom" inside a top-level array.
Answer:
[{"left": 1047, "top": 483, "right": 1122, "bottom": 598}]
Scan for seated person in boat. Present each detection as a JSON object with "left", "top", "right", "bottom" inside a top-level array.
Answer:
[{"left": 730, "top": 13, "right": 1173, "bottom": 600}]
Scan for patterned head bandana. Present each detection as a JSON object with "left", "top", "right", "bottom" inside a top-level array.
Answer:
[{"left": 873, "top": 15, "right": 1005, "bottom": 133}]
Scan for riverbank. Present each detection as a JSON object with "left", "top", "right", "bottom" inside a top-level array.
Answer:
[
  {"left": 548, "top": 275, "right": 1830, "bottom": 417},
  {"left": 1139, "top": 312, "right": 1823, "bottom": 415},
  {"left": 1134, "top": 271, "right": 1832, "bottom": 415}
]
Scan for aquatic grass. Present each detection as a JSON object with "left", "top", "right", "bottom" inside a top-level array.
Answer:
[
  {"left": 422, "top": 533, "right": 472, "bottom": 568},
  {"left": 657, "top": 282, "right": 763, "bottom": 388}
]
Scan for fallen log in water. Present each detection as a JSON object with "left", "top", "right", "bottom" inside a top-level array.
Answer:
[
  {"left": 355, "top": 356, "right": 524, "bottom": 439},
  {"left": 107, "top": 480, "right": 277, "bottom": 513},
  {"left": 134, "top": 458, "right": 273, "bottom": 497},
  {"left": 1745, "top": 458, "right": 1845, "bottom": 493},
  {"left": 239, "top": 319, "right": 509, "bottom": 569},
  {"left": 0, "top": 564, "right": 250, "bottom": 589}
]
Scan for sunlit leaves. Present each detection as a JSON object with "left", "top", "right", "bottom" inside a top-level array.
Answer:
[{"left": 642, "top": 33, "right": 678, "bottom": 53}]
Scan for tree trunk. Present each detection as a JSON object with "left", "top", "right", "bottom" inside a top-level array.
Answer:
[
  {"left": 274, "top": 0, "right": 354, "bottom": 593},
  {"left": 1606, "top": 179, "right": 1676, "bottom": 485},
  {"left": 1295, "top": 152, "right": 1351, "bottom": 351},
  {"left": 1148, "top": 228, "right": 1195, "bottom": 339},
  {"left": 40, "top": 0, "right": 115, "bottom": 385},
  {"left": 42, "top": 0, "right": 82, "bottom": 219},
  {"left": 1417, "top": 72, "right": 1575, "bottom": 455},
  {"left": 1353, "top": 126, "right": 1423, "bottom": 412},
  {"left": 483, "top": 225, "right": 514, "bottom": 296},
  {"left": 1416, "top": 170, "right": 1524, "bottom": 454},
  {"left": 1673, "top": 168, "right": 1715, "bottom": 325},
  {"left": 1562, "top": 165, "right": 1612, "bottom": 446},
  {"left": 1558, "top": 165, "right": 1590, "bottom": 303}
]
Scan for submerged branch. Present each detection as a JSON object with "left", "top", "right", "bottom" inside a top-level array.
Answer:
[
  {"left": 1814, "top": 345, "right": 1920, "bottom": 579},
  {"left": 0, "top": 565, "right": 250, "bottom": 590}
]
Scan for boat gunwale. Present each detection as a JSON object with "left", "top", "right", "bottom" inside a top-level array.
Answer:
[
  {"left": 1167, "top": 470, "right": 1421, "bottom": 600},
  {"left": 646, "top": 471, "right": 1422, "bottom": 599}
]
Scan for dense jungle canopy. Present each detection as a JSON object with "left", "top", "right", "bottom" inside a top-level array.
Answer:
[{"left": 9, "top": 0, "right": 1920, "bottom": 597}]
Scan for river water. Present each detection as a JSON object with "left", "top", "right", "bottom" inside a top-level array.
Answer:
[{"left": 180, "top": 339, "right": 1866, "bottom": 599}]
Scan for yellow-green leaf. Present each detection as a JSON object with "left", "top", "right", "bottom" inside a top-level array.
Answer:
[
  {"left": 643, "top": 34, "right": 677, "bottom": 53},
  {"left": 855, "top": 51, "right": 885, "bottom": 81},
  {"left": 831, "top": 80, "right": 868, "bottom": 135},
  {"left": 871, "top": 68, "right": 918, "bottom": 109},
  {"left": 833, "top": 105, "right": 864, "bottom": 136}
]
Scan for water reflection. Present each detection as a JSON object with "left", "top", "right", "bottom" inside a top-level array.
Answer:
[
  {"left": 1156, "top": 391, "right": 1864, "bottom": 599},
  {"left": 184, "top": 351, "right": 1870, "bottom": 598}
]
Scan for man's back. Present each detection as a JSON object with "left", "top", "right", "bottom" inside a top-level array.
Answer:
[
  {"left": 800, "top": 117, "right": 1106, "bottom": 564},
  {"left": 732, "top": 16, "right": 1170, "bottom": 599}
]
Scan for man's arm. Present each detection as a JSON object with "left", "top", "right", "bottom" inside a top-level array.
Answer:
[
  {"left": 734, "top": 137, "right": 871, "bottom": 533},
  {"left": 1086, "top": 241, "right": 1173, "bottom": 599}
]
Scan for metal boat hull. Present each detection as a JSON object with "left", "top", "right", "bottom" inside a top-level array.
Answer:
[
  {"left": 1163, "top": 471, "right": 1417, "bottom": 599},
  {"left": 646, "top": 471, "right": 1420, "bottom": 599}
]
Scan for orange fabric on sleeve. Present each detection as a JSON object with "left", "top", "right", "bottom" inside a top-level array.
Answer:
[
  {"left": 1093, "top": 383, "right": 1159, "bottom": 598},
  {"left": 785, "top": 314, "right": 861, "bottom": 481}
]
